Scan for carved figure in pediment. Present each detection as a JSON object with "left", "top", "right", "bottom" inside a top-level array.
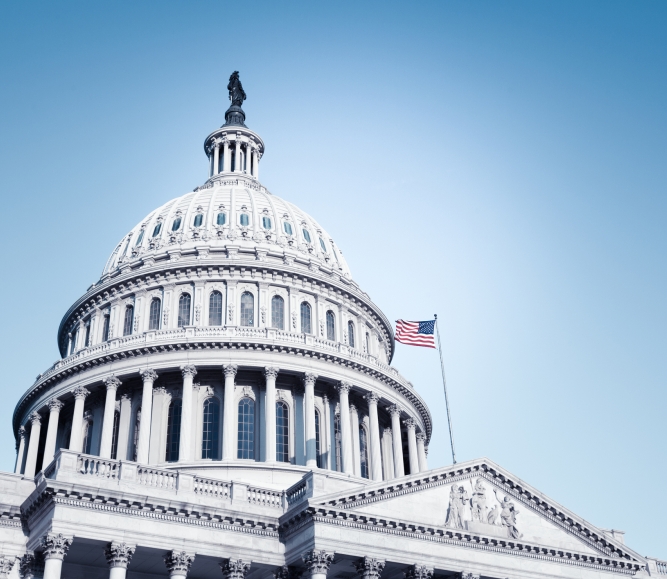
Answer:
[
  {"left": 494, "top": 490, "right": 522, "bottom": 539},
  {"left": 445, "top": 484, "right": 469, "bottom": 529},
  {"left": 487, "top": 504, "right": 500, "bottom": 525},
  {"left": 471, "top": 478, "right": 488, "bottom": 523}
]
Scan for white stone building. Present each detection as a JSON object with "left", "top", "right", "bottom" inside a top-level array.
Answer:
[{"left": 1, "top": 73, "right": 664, "bottom": 579}]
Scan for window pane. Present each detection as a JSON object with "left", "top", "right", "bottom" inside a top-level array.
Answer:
[
  {"left": 240, "top": 213, "right": 249, "bottom": 226},
  {"left": 111, "top": 411, "right": 120, "bottom": 460},
  {"left": 237, "top": 398, "right": 255, "bottom": 459},
  {"left": 319, "top": 237, "right": 327, "bottom": 252},
  {"left": 315, "top": 409, "right": 322, "bottom": 468},
  {"left": 302, "top": 229, "right": 311, "bottom": 243},
  {"left": 262, "top": 216, "right": 272, "bottom": 230},
  {"left": 123, "top": 306, "right": 134, "bottom": 336},
  {"left": 271, "top": 295, "right": 284, "bottom": 330},
  {"left": 300, "top": 302, "right": 311, "bottom": 334},
  {"left": 240, "top": 292, "right": 254, "bottom": 326},
  {"left": 149, "top": 298, "right": 161, "bottom": 330},
  {"left": 348, "top": 321, "right": 355, "bottom": 348},
  {"left": 360, "top": 427, "right": 369, "bottom": 479},
  {"left": 165, "top": 399, "right": 182, "bottom": 462},
  {"left": 209, "top": 291, "right": 223, "bottom": 326},
  {"left": 84, "top": 320, "right": 91, "bottom": 347},
  {"left": 178, "top": 294, "right": 191, "bottom": 327},
  {"left": 326, "top": 311, "right": 335, "bottom": 341},
  {"left": 194, "top": 214, "right": 203, "bottom": 227},
  {"left": 284, "top": 222, "right": 293, "bottom": 235},
  {"left": 152, "top": 222, "right": 162, "bottom": 237},
  {"left": 135, "top": 229, "right": 145, "bottom": 246},
  {"left": 202, "top": 398, "right": 220, "bottom": 459},
  {"left": 217, "top": 212, "right": 226, "bottom": 226},
  {"left": 102, "top": 315, "right": 110, "bottom": 341},
  {"left": 172, "top": 217, "right": 182, "bottom": 231},
  {"left": 276, "top": 401, "right": 289, "bottom": 462}
]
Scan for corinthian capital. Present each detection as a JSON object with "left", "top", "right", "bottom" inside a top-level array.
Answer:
[
  {"left": 387, "top": 404, "right": 402, "bottom": 418},
  {"left": 303, "top": 372, "right": 318, "bottom": 386},
  {"left": 105, "top": 542, "right": 136, "bottom": 569},
  {"left": 223, "top": 364, "right": 238, "bottom": 377},
  {"left": 41, "top": 533, "right": 73, "bottom": 560},
  {"left": 104, "top": 375, "right": 122, "bottom": 390},
  {"left": 364, "top": 391, "right": 380, "bottom": 405},
  {"left": 164, "top": 551, "right": 195, "bottom": 577},
  {"left": 302, "top": 550, "right": 334, "bottom": 575},
  {"left": 18, "top": 425, "right": 26, "bottom": 440},
  {"left": 404, "top": 417, "right": 416, "bottom": 431},
  {"left": 416, "top": 432, "right": 427, "bottom": 443},
  {"left": 181, "top": 364, "right": 198, "bottom": 378},
  {"left": 0, "top": 557, "right": 15, "bottom": 575},
  {"left": 73, "top": 386, "right": 90, "bottom": 400},
  {"left": 404, "top": 565, "right": 433, "bottom": 579},
  {"left": 264, "top": 366, "right": 279, "bottom": 380},
  {"left": 354, "top": 557, "right": 385, "bottom": 579},
  {"left": 220, "top": 559, "right": 251, "bottom": 579},
  {"left": 337, "top": 381, "right": 351, "bottom": 395},
  {"left": 29, "top": 412, "right": 41, "bottom": 425},
  {"left": 19, "top": 552, "right": 35, "bottom": 578},
  {"left": 47, "top": 399, "right": 64, "bottom": 413},
  {"left": 140, "top": 368, "right": 158, "bottom": 382}
]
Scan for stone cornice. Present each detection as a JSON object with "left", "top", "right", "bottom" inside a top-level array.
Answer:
[{"left": 278, "top": 506, "right": 642, "bottom": 576}]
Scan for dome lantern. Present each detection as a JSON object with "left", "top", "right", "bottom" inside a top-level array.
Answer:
[{"left": 204, "top": 71, "right": 265, "bottom": 183}]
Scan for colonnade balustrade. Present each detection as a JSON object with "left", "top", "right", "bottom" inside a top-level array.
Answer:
[
  {"left": 17, "top": 539, "right": 438, "bottom": 579},
  {"left": 17, "top": 365, "right": 428, "bottom": 482}
]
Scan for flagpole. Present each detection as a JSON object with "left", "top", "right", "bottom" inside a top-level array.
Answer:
[{"left": 434, "top": 314, "right": 457, "bottom": 464}]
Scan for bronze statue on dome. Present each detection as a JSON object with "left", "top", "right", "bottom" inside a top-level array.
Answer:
[{"left": 228, "top": 71, "right": 246, "bottom": 107}]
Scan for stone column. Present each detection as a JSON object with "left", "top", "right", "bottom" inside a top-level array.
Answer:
[
  {"left": 255, "top": 151, "right": 260, "bottom": 181},
  {"left": 364, "top": 391, "right": 382, "bottom": 481},
  {"left": 388, "top": 405, "right": 405, "bottom": 477},
  {"left": 382, "top": 427, "right": 395, "bottom": 479},
  {"left": 264, "top": 367, "right": 279, "bottom": 462},
  {"left": 322, "top": 394, "right": 331, "bottom": 469},
  {"left": 179, "top": 365, "right": 197, "bottom": 462},
  {"left": 14, "top": 426, "right": 26, "bottom": 474},
  {"left": 304, "top": 372, "right": 318, "bottom": 467},
  {"left": 43, "top": 399, "right": 64, "bottom": 467},
  {"left": 302, "top": 550, "right": 334, "bottom": 579},
  {"left": 234, "top": 140, "right": 241, "bottom": 172},
  {"left": 24, "top": 412, "right": 42, "bottom": 478},
  {"left": 42, "top": 533, "right": 72, "bottom": 579},
  {"left": 404, "top": 418, "right": 419, "bottom": 475},
  {"left": 164, "top": 551, "right": 195, "bottom": 579},
  {"left": 251, "top": 150, "right": 257, "bottom": 178},
  {"left": 105, "top": 542, "right": 136, "bottom": 579},
  {"left": 222, "top": 140, "right": 229, "bottom": 172},
  {"left": 136, "top": 369, "right": 157, "bottom": 464},
  {"left": 416, "top": 433, "right": 428, "bottom": 472},
  {"left": 213, "top": 143, "right": 220, "bottom": 176},
  {"left": 354, "top": 557, "right": 385, "bottom": 579},
  {"left": 404, "top": 564, "right": 433, "bottom": 579},
  {"left": 220, "top": 559, "right": 251, "bottom": 579},
  {"left": 350, "top": 404, "right": 361, "bottom": 477},
  {"left": 337, "top": 382, "right": 353, "bottom": 474},
  {"left": 69, "top": 386, "right": 90, "bottom": 452},
  {"left": 115, "top": 394, "right": 132, "bottom": 461},
  {"left": 222, "top": 364, "right": 238, "bottom": 460},
  {"left": 99, "top": 376, "right": 121, "bottom": 459}
]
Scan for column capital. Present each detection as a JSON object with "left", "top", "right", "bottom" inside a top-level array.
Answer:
[
  {"left": 349, "top": 403, "right": 357, "bottom": 414},
  {"left": 181, "top": 364, "right": 198, "bottom": 378},
  {"left": 223, "top": 364, "right": 238, "bottom": 377},
  {"left": 273, "top": 565, "right": 300, "bottom": 579},
  {"left": 104, "top": 375, "right": 122, "bottom": 390},
  {"left": 42, "top": 533, "right": 73, "bottom": 560},
  {"left": 140, "top": 368, "right": 158, "bottom": 382},
  {"left": 19, "top": 552, "right": 35, "bottom": 578},
  {"left": 303, "top": 372, "right": 318, "bottom": 386},
  {"left": 73, "top": 386, "right": 90, "bottom": 400},
  {"left": 404, "top": 417, "right": 417, "bottom": 431},
  {"left": 337, "top": 381, "right": 351, "bottom": 395},
  {"left": 354, "top": 557, "right": 385, "bottom": 579},
  {"left": 164, "top": 551, "right": 195, "bottom": 577},
  {"left": 416, "top": 432, "right": 427, "bottom": 442},
  {"left": 0, "top": 557, "right": 15, "bottom": 576},
  {"left": 302, "top": 550, "right": 334, "bottom": 574},
  {"left": 220, "top": 559, "right": 251, "bottom": 579},
  {"left": 387, "top": 404, "right": 403, "bottom": 417},
  {"left": 384, "top": 427, "right": 392, "bottom": 436},
  {"left": 460, "top": 574, "right": 480, "bottom": 579},
  {"left": 364, "top": 391, "right": 380, "bottom": 405},
  {"left": 264, "top": 366, "right": 279, "bottom": 380},
  {"left": 29, "top": 411, "right": 41, "bottom": 425},
  {"left": 404, "top": 565, "right": 433, "bottom": 579},
  {"left": 47, "top": 399, "right": 64, "bottom": 412},
  {"left": 18, "top": 425, "right": 26, "bottom": 439},
  {"left": 105, "top": 542, "right": 136, "bottom": 569}
]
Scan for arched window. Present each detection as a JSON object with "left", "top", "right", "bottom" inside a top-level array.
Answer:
[
  {"left": 123, "top": 305, "right": 134, "bottom": 336},
  {"left": 209, "top": 291, "right": 223, "bottom": 326},
  {"left": 315, "top": 409, "right": 322, "bottom": 468},
  {"left": 84, "top": 319, "right": 91, "bottom": 347},
  {"left": 334, "top": 413, "right": 342, "bottom": 472},
  {"left": 152, "top": 222, "right": 162, "bottom": 237},
  {"left": 319, "top": 237, "right": 327, "bottom": 253},
  {"left": 171, "top": 216, "right": 182, "bottom": 231},
  {"left": 165, "top": 399, "right": 182, "bottom": 462},
  {"left": 302, "top": 228, "right": 311, "bottom": 243},
  {"left": 359, "top": 426, "right": 370, "bottom": 479},
  {"left": 240, "top": 213, "right": 250, "bottom": 227},
  {"left": 217, "top": 212, "right": 226, "bottom": 226},
  {"left": 202, "top": 398, "right": 220, "bottom": 459},
  {"left": 110, "top": 411, "right": 120, "bottom": 460},
  {"left": 348, "top": 321, "right": 355, "bottom": 348},
  {"left": 83, "top": 419, "right": 93, "bottom": 455},
  {"left": 240, "top": 292, "right": 254, "bottom": 327},
  {"left": 262, "top": 216, "right": 272, "bottom": 230},
  {"left": 271, "top": 295, "right": 285, "bottom": 330},
  {"left": 300, "top": 302, "right": 311, "bottom": 334},
  {"left": 283, "top": 221, "right": 293, "bottom": 235},
  {"left": 178, "top": 293, "right": 191, "bottom": 327},
  {"left": 276, "top": 401, "right": 289, "bottom": 463},
  {"left": 149, "top": 298, "right": 161, "bottom": 330},
  {"left": 237, "top": 398, "right": 255, "bottom": 459},
  {"left": 326, "top": 310, "right": 335, "bottom": 341},
  {"left": 135, "top": 229, "right": 145, "bottom": 246},
  {"left": 102, "top": 315, "right": 110, "bottom": 341},
  {"left": 193, "top": 213, "right": 203, "bottom": 227},
  {"left": 132, "top": 407, "right": 141, "bottom": 462}
]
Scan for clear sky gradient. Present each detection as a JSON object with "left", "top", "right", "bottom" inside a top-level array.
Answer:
[{"left": 0, "top": 0, "right": 665, "bottom": 558}]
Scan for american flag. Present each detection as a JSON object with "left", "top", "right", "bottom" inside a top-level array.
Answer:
[{"left": 395, "top": 319, "right": 436, "bottom": 348}]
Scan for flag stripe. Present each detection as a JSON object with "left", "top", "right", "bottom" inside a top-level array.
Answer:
[{"left": 395, "top": 319, "right": 436, "bottom": 348}]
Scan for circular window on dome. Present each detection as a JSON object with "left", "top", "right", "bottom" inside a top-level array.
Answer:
[
  {"left": 283, "top": 221, "right": 293, "bottom": 236},
  {"left": 262, "top": 216, "right": 272, "bottom": 230},
  {"left": 152, "top": 222, "right": 162, "bottom": 237},
  {"left": 172, "top": 217, "right": 182, "bottom": 231},
  {"left": 302, "top": 228, "right": 311, "bottom": 243},
  {"left": 240, "top": 213, "right": 250, "bottom": 227},
  {"left": 193, "top": 214, "right": 203, "bottom": 227},
  {"left": 217, "top": 212, "right": 226, "bottom": 226},
  {"left": 319, "top": 237, "right": 327, "bottom": 253}
]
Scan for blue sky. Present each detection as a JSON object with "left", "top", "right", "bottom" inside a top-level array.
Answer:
[{"left": 0, "top": 0, "right": 665, "bottom": 558}]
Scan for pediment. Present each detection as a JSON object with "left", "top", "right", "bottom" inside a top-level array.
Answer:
[{"left": 313, "top": 458, "right": 642, "bottom": 564}]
